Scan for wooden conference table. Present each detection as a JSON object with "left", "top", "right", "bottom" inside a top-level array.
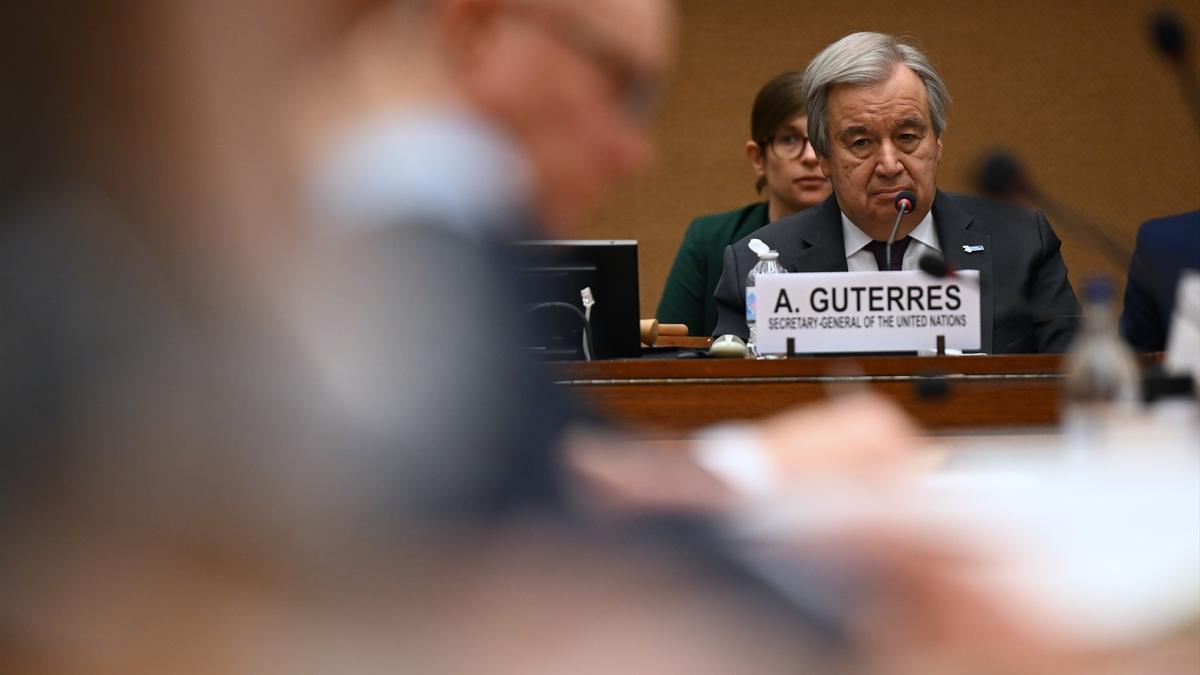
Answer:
[{"left": 551, "top": 354, "right": 1069, "bottom": 433}]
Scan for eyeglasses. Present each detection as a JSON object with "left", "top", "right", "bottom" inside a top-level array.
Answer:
[
  {"left": 761, "top": 132, "right": 812, "bottom": 161},
  {"left": 499, "top": 1, "right": 663, "bottom": 123}
]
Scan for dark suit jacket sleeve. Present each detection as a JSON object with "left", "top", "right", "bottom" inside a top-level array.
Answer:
[
  {"left": 711, "top": 244, "right": 750, "bottom": 340},
  {"left": 656, "top": 218, "right": 711, "bottom": 336},
  {"left": 1028, "top": 211, "right": 1082, "bottom": 353},
  {"left": 1120, "top": 225, "right": 1167, "bottom": 352}
]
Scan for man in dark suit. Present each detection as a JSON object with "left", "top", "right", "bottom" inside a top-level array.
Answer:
[
  {"left": 712, "top": 32, "right": 1080, "bottom": 354},
  {"left": 1120, "top": 210, "right": 1200, "bottom": 352},
  {"left": 713, "top": 191, "right": 1081, "bottom": 353}
]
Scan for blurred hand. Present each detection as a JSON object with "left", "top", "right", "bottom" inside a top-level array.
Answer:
[
  {"left": 754, "top": 392, "right": 918, "bottom": 487},
  {"left": 568, "top": 393, "right": 918, "bottom": 517},
  {"left": 566, "top": 430, "right": 737, "bottom": 518}
]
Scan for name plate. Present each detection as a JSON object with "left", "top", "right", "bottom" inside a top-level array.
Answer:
[{"left": 755, "top": 270, "right": 981, "bottom": 354}]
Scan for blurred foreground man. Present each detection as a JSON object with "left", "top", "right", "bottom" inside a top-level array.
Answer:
[
  {"left": 291, "top": 1, "right": 915, "bottom": 517},
  {"left": 713, "top": 32, "right": 1082, "bottom": 354},
  {"left": 0, "top": 2, "right": 1129, "bottom": 673}
]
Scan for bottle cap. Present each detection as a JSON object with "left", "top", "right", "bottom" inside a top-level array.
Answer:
[{"left": 1083, "top": 275, "right": 1114, "bottom": 303}]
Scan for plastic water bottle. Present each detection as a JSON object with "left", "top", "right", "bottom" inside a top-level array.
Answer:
[
  {"left": 1061, "top": 276, "right": 1142, "bottom": 452},
  {"left": 746, "top": 247, "right": 785, "bottom": 359}
]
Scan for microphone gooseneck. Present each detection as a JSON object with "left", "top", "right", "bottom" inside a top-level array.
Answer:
[
  {"left": 885, "top": 190, "right": 918, "bottom": 271},
  {"left": 974, "top": 150, "right": 1130, "bottom": 269}
]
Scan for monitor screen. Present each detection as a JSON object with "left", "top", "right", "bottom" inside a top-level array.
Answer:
[{"left": 513, "top": 240, "right": 641, "bottom": 360}]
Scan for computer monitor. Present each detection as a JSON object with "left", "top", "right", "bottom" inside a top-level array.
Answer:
[{"left": 513, "top": 240, "right": 641, "bottom": 360}]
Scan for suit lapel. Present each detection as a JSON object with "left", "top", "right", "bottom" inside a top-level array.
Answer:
[
  {"left": 933, "top": 191, "right": 994, "bottom": 353},
  {"left": 780, "top": 195, "right": 848, "bottom": 274}
]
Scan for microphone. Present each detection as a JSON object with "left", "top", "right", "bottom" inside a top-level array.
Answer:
[
  {"left": 885, "top": 190, "right": 918, "bottom": 271},
  {"left": 917, "top": 254, "right": 953, "bottom": 279},
  {"left": 1151, "top": 11, "right": 1186, "bottom": 62},
  {"left": 977, "top": 151, "right": 1027, "bottom": 200},
  {"left": 1149, "top": 11, "right": 1200, "bottom": 135},
  {"left": 975, "top": 150, "right": 1129, "bottom": 269}
]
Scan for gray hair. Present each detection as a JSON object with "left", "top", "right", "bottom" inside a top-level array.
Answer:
[{"left": 802, "top": 32, "right": 950, "bottom": 157}]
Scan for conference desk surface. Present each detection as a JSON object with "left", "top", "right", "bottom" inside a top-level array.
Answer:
[{"left": 552, "top": 354, "right": 1069, "bottom": 432}]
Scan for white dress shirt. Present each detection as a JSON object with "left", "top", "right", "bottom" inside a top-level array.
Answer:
[
  {"left": 841, "top": 209, "right": 941, "bottom": 271},
  {"left": 311, "top": 108, "right": 534, "bottom": 240}
]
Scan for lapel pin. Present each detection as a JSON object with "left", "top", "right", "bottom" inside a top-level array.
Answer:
[{"left": 962, "top": 244, "right": 985, "bottom": 253}]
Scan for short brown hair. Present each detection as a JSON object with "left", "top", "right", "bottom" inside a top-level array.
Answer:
[{"left": 750, "top": 71, "right": 806, "bottom": 192}]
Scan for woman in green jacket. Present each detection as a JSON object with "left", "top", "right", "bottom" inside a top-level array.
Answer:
[{"left": 657, "top": 71, "right": 832, "bottom": 336}]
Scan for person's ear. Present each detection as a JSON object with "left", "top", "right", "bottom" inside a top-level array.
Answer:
[
  {"left": 819, "top": 154, "right": 831, "bottom": 179},
  {"left": 438, "top": 0, "right": 499, "bottom": 71},
  {"left": 745, "top": 140, "right": 766, "bottom": 178},
  {"left": 935, "top": 136, "right": 943, "bottom": 165}
]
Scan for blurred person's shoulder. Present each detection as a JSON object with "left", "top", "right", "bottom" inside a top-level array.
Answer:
[
  {"left": 1136, "top": 210, "right": 1200, "bottom": 257},
  {"left": 0, "top": 185, "right": 169, "bottom": 278},
  {"left": 0, "top": 184, "right": 183, "bottom": 354}
]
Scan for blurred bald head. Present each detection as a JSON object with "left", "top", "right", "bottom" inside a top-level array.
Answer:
[
  {"left": 306, "top": 0, "right": 677, "bottom": 232},
  {"left": 442, "top": 0, "right": 677, "bottom": 230}
]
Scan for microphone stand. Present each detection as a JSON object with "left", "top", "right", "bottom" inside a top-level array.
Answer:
[
  {"left": 976, "top": 151, "right": 1130, "bottom": 270},
  {"left": 1028, "top": 189, "right": 1130, "bottom": 270},
  {"left": 886, "top": 192, "right": 916, "bottom": 271}
]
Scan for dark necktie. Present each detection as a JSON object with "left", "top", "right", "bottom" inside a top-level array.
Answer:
[{"left": 865, "top": 236, "right": 911, "bottom": 271}]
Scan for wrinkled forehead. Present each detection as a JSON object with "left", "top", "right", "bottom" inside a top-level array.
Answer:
[{"left": 533, "top": 0, "right": 676, "bottom": 72}]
